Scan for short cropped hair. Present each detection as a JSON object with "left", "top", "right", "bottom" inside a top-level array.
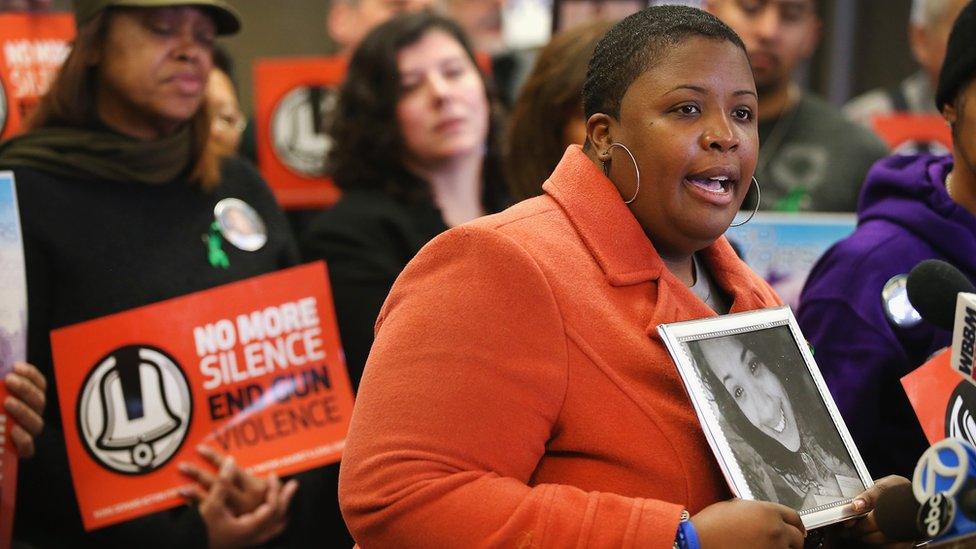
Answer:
[{"left": 582, "top": 5, "right": 746, "bottom": 119}]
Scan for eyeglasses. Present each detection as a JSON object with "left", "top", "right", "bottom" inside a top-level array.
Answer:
[{"left": 212, "top": 110, "right": 246, "bottom": 134}]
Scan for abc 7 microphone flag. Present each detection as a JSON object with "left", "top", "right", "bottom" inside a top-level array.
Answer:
[
  {"left": 912, "top": 438, "right": 976, "bottom": 545},
  {"left": 50, "top": 262, "right": 355, "bottom": 531}
]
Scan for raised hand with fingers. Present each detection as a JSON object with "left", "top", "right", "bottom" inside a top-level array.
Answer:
[
  {"left": 179, "top": 445, "right": 268, "bottom": 514},
  {"left": 3, "top": 361, "right": 46, "bottom": 458},
  {"left": 183, "top": 456, "right": 299, "bottom": 549}
]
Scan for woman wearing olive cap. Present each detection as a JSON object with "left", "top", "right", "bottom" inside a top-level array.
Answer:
[{"left": 0, "top": 1, "right": 311, "bottom": 546}]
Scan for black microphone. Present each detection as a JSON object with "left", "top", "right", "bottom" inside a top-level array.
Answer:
[
  {"left": 906, "top": 259, "right": 976, "bottom": 331},
  {"left": 875, "top": 481, "right": 925, "bottom": 542}
]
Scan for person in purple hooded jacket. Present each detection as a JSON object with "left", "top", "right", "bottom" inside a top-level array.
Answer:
[{"left": 798, "top": 0, "right": 976, "bottom": 481}]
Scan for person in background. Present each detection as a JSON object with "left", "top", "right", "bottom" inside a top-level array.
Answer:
[
  {"left": 442, "top": 0, "right": 533, "bottom": 107},
  {"left": 505, "top": 19, "right": 612, "bottom": 201},
  {"left": 301, "top": 12, "right": 507, "bottom": 393},
  {"left": 338, "top": 6, "right": 906, "bottom": 548},
  {"left": 844, "top": 0, "right": 969, "bottom": 131},
  {"left": 327, "top": 0, "right": 438, "bottom": 54},
  {"left": 798, "top": 0, "right": 976, "bottom": 481},
  {"left": 0, "top": 1, "right": 309, "bottom": 545},
  {"left": 443, "top": 0, "right": 504, "bottom": 54},
  {"left": 705, "top": 0, "right": 889, "bottom": 212},
  {"left": 207, "top": 45, "right": 246, "bottom": 157},
  {"left": 240, "top": 0, "right": 441, "bottom": 232}
]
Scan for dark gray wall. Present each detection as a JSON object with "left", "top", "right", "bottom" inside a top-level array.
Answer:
[
  {"left": 809, "top": 0, "right": 916, "bottom": 104},
  {"left": 849, "top": 0, "right": 916, "bottom": 97}
]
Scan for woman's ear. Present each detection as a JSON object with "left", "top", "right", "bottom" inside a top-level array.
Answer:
[
  {"left": 943, "top": 102, "right": 958, "bottom": 126},
  {"left": 586, "top": 113, "right": 613, "bottom": 160}
]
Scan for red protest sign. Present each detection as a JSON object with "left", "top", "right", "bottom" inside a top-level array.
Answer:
[
  {"left": 871, "top": 113, "right": 953, "bottom": 155},
  {"left": 50, "top": 262, "right": 354, "bottom": 531},
  {"left": 901, "top": 349, "right": 976, "bottom": 445},
  {"left": 253, "top": 57, "right": 346, "bottom": 210},
  {"left": 0, "top": 13, "right": 75, "bottom": 140}
]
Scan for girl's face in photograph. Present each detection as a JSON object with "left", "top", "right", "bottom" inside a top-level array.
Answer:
[
  {"left": 700, "top": 337, "right": 801, "bottom": 452},
  {"left": 595, "top": 36, "right": 758, "bottom": 258}
]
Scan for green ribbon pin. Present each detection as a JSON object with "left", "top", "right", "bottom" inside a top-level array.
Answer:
[{"left": 207, "top": 221, "right": 230, "bottom": 269}]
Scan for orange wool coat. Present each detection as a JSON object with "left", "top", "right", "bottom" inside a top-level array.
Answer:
[{"left": 338, "top": 146, "right": 783, "bottom": 548}]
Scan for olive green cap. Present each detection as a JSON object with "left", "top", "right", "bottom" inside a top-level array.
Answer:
[{"left": 73, "top": 0, "right": 242, "bottom": 35}]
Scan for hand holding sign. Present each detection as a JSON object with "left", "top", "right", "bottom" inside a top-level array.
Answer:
[
  {"left": 2, "top": 361, "right": 45, "bottom": 458},
  {"left": 179, "top": 445, "right": 275, "bottom": 515},
  {"left": 197, "top": 459, "right": 297, "bottom": 549}
]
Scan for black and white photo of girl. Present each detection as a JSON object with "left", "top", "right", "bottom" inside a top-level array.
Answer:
[{"left": 687, "top": 327, "right": 865, "bottom": 511}]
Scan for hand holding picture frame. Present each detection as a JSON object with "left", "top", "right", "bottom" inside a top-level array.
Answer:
[{"left": 659, "top": 306, "right": 873, "bottom": 529}]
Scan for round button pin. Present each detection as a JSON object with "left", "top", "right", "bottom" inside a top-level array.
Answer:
[{"left": 214, "top": 198, "right": 267, "bottom": 252}]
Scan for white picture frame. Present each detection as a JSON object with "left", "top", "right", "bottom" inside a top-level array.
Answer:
[{"left": 658, "top": 306, "right": 873, "bottom": 529}]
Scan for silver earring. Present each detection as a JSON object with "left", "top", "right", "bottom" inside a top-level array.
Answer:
[
  {"left": 729, "top": 176, "right": 761, "bottom": 228},
  {"left": 603, "top": 142, "right": 640, "bottom": 204}
]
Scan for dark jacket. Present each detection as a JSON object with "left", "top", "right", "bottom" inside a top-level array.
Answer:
[{"left": 798, "top": 154, "right": 976, "bottom": 478}]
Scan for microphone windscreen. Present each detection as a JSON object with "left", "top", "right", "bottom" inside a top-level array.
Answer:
[
  {"left": 907, "top": 259, "right": 976, "bottom": 331},
  {"left": 875, "top": 481, "right": 924, "bottom": 542}
]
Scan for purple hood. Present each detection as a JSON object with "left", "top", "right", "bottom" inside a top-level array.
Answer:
[{"left": 857, "top": 154, "right": 976, "bottom": 272}]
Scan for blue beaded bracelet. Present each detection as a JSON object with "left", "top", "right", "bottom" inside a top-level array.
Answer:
[{"left": 674, "top": 511, "right": 701, "bottom": 549}]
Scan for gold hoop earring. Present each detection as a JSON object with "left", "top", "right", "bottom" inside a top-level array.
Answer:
[
  {"left": 602, "top": 142, "right": 640, "bottom": 204},
  {"left": 729, "top": 177, "right": 761, "bottom": 228}
]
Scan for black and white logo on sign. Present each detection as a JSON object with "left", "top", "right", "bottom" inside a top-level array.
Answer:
[
  {"left": 946, "top": 380, "right": 976, "bottom": 448},
  {"left": 77, "top": 345, "right": 192, "bottom": 475},
  {"left": 270, "top": 85, "right": 336, "bottom": 177}
]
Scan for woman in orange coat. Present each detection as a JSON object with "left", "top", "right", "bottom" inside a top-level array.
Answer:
[{"left": 339, "top": 6, "right": 906, "bottom": 548}]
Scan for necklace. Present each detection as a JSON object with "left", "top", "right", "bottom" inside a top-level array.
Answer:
[
  {"left": 947, "top": 171, "right": 955, "bottom": 200},
  {"left": 756, "top": 85, "right": 801, "bottom": 181}
]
